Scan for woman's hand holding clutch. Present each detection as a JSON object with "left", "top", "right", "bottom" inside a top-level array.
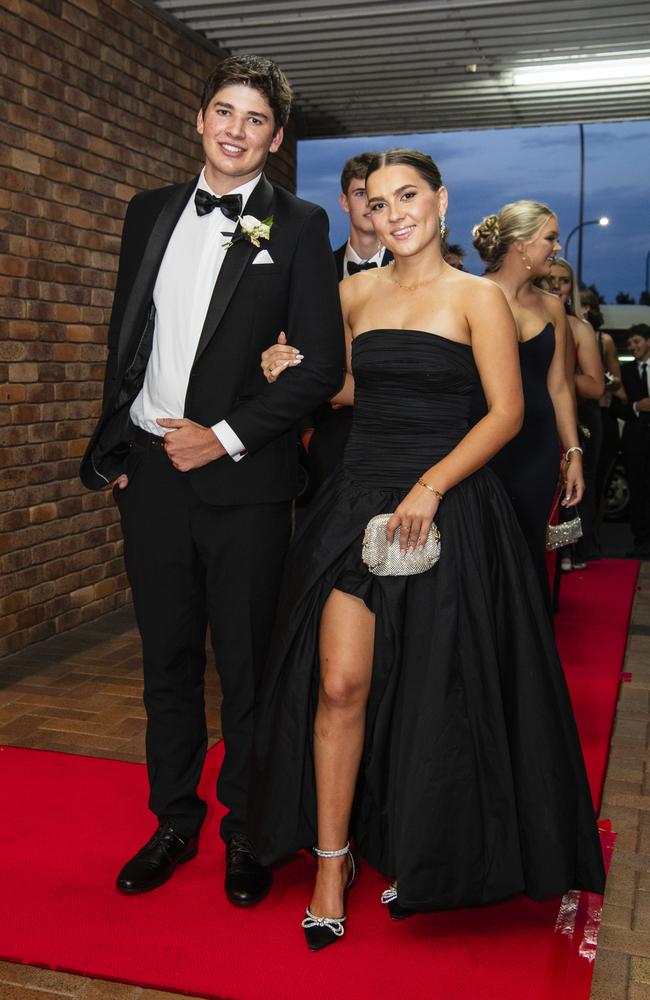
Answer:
[
  {"left": 386, "top": 480, "right": 443, "bottom": 553},
  {"left": 261, "top": 331, "right": 303, "bottom": 383},
  {"left": 561, "top": 450, "right": 585, "bottom": 506}
]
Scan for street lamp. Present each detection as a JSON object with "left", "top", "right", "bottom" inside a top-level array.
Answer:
[{"left": 564, "top": 217, "right": 609, "bottom": 284}]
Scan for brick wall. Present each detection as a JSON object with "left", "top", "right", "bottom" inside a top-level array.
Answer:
[{"left": 0, "top": 0, "right": 298, "bottom": 656}]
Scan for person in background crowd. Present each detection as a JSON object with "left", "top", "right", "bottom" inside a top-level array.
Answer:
[
  {"left": 614, "top": 325, "right": 650, "bottom": 557},
  {"left": 579, "top": 288, "right": 604, "bottom": 331},
  {"left": 472, "top": 201, "right": 583, "bottom": 603},
  {"left": 547, "top": 258, "right": 604, "bottom": 571},
  {"left": 332, "top": 153, "right": 394, "bottom": 280},
  {"left": 444, "top": 243, "right": 465, "bottom": 269},
  {"left": 580, "top": 293, "right": 627, "bottom": 535},
  {"left": 297, "top": 154, "right": 395, "bottom": 499}
]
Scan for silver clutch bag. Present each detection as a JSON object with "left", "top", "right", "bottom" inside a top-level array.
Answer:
[
  {"left": 361, "top": 513, "right": 441, "bottom": 577},
  {"left": 545, "top": 514, "right": 582, "bottom": 551}
]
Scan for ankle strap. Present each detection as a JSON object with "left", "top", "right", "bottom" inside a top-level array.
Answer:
[{"left": 313, "top": 841, "right": 350, "bottom": 858}]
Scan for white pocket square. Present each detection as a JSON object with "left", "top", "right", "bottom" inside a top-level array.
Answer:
[{"left": 252, "top": 249, "right": 274, "bottom": 264}]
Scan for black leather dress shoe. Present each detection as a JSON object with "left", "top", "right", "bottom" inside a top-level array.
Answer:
[
  {"left": 224, "top": 834, "right": 272, "bottom": 907},
  {"left": 116, "top": 822, "right": 199, "bottom": 894}
]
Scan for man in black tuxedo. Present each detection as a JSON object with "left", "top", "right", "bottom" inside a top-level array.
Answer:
[
  {"left": 302, "top": 154, "right": 393, "bottom": 496},
  {"left": 617, "top": 324, "right": 650, "bottom": 556},
  {"left": 80, "top": 55, "right": 344, "bottom": 903},
  {"left": 332, "top": 152, "right": 394, "bottom": 279}
]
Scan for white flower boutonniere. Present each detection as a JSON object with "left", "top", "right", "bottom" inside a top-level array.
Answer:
[{"left": 223, "top": 215, "right": 273, "bottom": 250}]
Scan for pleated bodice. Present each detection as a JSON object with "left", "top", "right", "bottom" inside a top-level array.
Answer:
[{"left": 343, "top": 329, "right": 478, "bottom": 487}]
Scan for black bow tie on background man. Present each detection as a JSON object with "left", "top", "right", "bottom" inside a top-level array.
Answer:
[
  {"left": 194, "top": 188, "right": 243, "bottom": 223},
  {"left": 347, "top": 260, "right": 378, "bottom": 276}
]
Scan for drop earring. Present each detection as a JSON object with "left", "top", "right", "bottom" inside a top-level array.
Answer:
[
  {"left": 439, "top": 215, "right": 448, "bottom": 241},
  {"left": 520, "top": 251, "right": 532, "bottom": 271}
]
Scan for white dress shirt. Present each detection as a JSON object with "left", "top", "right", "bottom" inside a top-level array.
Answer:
[
  {"left": 343, "top": 240, "right": 387, "bottom": 277},
  {"left": 130, "top": 168, "right": 261, "bottom": 459}
]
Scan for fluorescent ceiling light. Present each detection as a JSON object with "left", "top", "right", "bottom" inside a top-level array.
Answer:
[{"left": 513, "top": 58, "right": 650, "bottom": 87}]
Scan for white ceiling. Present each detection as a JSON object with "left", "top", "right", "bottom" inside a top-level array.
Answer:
[{"left": 150, "top": 0, "right": 650, "bottom": 136}]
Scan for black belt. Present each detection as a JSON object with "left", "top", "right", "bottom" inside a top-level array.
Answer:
[{"left": 131, "top": 425, "right": 166, "bottom": 450}]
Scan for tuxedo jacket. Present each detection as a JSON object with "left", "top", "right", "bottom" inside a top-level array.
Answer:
[
  {"left": 80, "top": 174, "right": 345, "bottom": 505},
  {"left": 616, "top": 361, "right": 650, "bottom": 449},
  {"left": 332, "top": 241, "right": 393, "bottom": 281}
]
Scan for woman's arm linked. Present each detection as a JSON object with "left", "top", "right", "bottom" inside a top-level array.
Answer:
[{"left": 259, "top": 280, "right": 357, "bottom": 405}]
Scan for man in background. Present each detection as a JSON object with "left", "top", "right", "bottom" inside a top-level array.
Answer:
[
  {"left": 302, "top": 154, "right": 393, "bottom": 495},
  {"left": 617, "top": 324, "right": 650, "bottom": 557},
  {"left": 332, "top": 152, "right": 393, "bottom": 279}
]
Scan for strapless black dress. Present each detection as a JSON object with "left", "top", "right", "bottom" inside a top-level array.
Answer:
[
  {"left": 488, "top": 323, "right": 559, "bottom": 597},
  {"left": 250, "top": 330, "right": 604, "bottom": 910}
]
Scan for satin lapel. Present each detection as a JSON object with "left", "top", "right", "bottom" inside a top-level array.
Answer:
[
  {"left": 116, "top": 179, "right": 196, "bottom": 371},
  {"left": 192, "top": 174, "right": 275, "bottom": 364}
]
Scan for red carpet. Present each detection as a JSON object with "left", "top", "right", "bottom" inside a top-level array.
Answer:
[
  {"left": 555, "top": 559, "right": 639, "bottom": 808},
  {"left": 0, "top": 560, "right": 638, "bottom": 1000}
]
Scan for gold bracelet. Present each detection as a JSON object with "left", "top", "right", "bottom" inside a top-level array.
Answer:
[
  {"left": 564, "top": 446, "right": 583, "bottom": 462},
  {"left": 417, "top": 478, "right": 444, "bottom": 500}
]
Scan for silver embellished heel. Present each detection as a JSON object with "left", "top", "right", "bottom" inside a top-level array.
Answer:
[
  {"left": 302, "top": 841, "right": 356, "bottom": 951},
  {"left": 381, "top": 881, "right": 416, "bottom": 921}
]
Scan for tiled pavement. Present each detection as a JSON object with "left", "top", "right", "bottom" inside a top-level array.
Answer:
[{"left": 0, "top": 564, "right": 648, "bottom": 999}]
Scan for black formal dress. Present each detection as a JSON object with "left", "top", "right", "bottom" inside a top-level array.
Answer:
[
  {"left": 251, "top": 329, "right": 605, "bottom": 911},
  {"left": 487, "top": 323, "right": 559, "bottom": 598}
]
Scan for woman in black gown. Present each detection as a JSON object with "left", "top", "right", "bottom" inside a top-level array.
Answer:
[
  {"left": 547, "top": 258, "right": 605, "bottom": 568},
  {"left": 472, "top": 205, "right": 585, "bottom": 600},
  {"left": 251, "top": 151, "right": 604, "bottom": 952}
]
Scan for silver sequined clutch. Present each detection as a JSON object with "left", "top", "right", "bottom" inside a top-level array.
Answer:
[
  {"left": 361, "top": 513, "right": 441, "bottom": 577},
  {"left": 545, "top": 514, "right": 582, "bottom": 551}
]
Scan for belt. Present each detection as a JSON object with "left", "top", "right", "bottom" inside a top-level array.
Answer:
[{"left": 131, "top": 425, "right": 166, "bottom": 450}]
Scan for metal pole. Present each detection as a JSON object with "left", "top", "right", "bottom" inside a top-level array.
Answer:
[
  {"left": 564, "top": 224, "right": 581, "bottom": 264},
  {"left": 577, "top": 124, "right": 585, "bottom": 285}
]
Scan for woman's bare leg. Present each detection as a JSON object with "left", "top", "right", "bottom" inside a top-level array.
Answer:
[{"left": 309, "top": 587, "right": 375, "bottom": 918}]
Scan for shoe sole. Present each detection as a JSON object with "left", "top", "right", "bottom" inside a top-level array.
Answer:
[{"left": 116, "top": 846, "right": 198, "bottom": 895}]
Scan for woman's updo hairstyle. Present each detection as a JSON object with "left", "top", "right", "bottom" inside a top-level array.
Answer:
[
  {"left": 472, "top": 200, "right": 554, "bottom": 273},
  {"left": 365, "top": 148, "right": 443, "bottom": 192},
  {"left": 365, "top": 148, "right": 447, "bottom": 249}
]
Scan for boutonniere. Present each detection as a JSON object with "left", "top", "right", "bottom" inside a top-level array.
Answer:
[{"left": 223, "top": 215, "right": 273, "bottom": 250}]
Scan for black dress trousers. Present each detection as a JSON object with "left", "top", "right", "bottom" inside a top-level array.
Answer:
[{"left": 115, "top": 442, "right": 291, "bottom": 840}]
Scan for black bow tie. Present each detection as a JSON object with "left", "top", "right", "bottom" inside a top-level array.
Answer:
[
  {"left": 347, "top": 260, "right": 378, "bottom": 276},
  {"left": 194, "top": 188, "right": 243, "bottom": 223}
]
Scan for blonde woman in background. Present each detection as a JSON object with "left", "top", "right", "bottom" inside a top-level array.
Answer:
[
  {"left": 472, "top": 202, "right": 584, "bottom": 604},
  {"left": 547, "top": 258, "right": 604, "bottom": 569}
]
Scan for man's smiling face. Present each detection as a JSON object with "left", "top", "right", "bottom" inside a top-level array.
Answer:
[{"left": 197, "top": 83, "right": 283, "bottom": 192}]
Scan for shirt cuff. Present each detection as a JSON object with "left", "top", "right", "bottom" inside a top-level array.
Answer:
[
  {"left": 212, "top": 420, "right": 247, "bottom": 462},
  {"left": 632, "top": 402, "right": 639, "bottom": 416}
]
